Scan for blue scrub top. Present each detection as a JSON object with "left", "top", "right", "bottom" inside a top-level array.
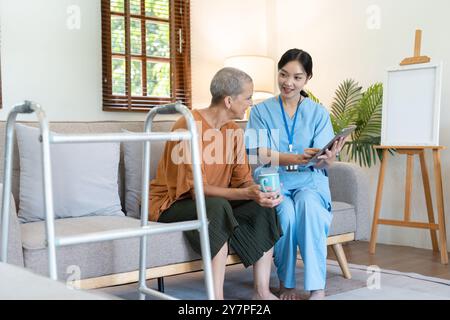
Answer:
[{"left": 245, "top": 96, "right": 334, "bottom": 193}]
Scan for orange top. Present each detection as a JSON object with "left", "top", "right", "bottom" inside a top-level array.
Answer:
[{"left": 149, "top": 110, "right": 254, "bottom": 221}]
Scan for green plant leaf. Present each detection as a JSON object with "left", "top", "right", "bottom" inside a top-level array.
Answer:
[
  {"left": 308, "top": 80, "right": 390, "bottom": 168},
  {"left": 354, "top": 83, "right": 383, "bottom": 141},
  {"left": 305, "top": 89, "right": 321, "bottom": 104},
  {"left": 330, "top": 79, "right": 362, "bottom": 133}
]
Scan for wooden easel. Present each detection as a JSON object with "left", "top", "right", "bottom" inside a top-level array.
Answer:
[
  {"left": 369, "top": 147, "right": 448, "bottom": 264},
  {"left": 400, "top": 29, "right": 431, "bottom": 65},
  {"left": 369, "top": 30, "right": 448, "bottom": 264}
]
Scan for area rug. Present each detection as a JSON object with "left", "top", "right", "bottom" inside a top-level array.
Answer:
[
  {"left": 325, "top": 260, "right": 450, "bottom": 300},
  {"left": 94, "top": 258, "right": 449, "bottom": 300}
]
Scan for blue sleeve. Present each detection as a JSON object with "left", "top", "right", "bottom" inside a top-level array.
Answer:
[
  {"left": 312, "top": 107, "right": 334, "bottom": 149},
  {"left": 245, "top": 106, "right": 270, "bottom": 151}
]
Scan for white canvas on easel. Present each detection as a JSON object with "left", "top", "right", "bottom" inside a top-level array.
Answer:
[{"left": 381, "top": 62, "right": 443, "bottom": 146}]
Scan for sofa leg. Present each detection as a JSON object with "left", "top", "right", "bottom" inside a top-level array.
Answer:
[
  {"left": 157, "top": 277, "right": 165, "bottom": 292},
  {"left": 331, "top": 243, "right": 352, "bottom": 279}
]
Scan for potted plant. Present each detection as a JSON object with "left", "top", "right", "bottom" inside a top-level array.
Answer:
[{"left": 308, "top": 79, "right": 386, "bottom": 167}]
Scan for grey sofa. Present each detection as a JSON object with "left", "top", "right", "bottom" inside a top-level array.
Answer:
[{"left": 0, "top": 119, "right": 370, "bottom": 290}]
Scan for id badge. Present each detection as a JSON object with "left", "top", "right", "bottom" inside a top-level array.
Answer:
[{"left": 285, "top": 144, "right": 298, "bottom": 172}]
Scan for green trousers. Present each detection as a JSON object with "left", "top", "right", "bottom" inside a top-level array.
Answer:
[{"left": 158, "top": 197, "right": 281, "bottom": 268}]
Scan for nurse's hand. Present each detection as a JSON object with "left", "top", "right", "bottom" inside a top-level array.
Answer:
[
  {"left": 303, "top": 148, "right": 321, "bottom": 162},
  {"left": 245, "top": 185, "right": 283, "bottom": 208},
  {"left": 292, "top": 148, "right": 320, "bottom": 165},
  {"left": 315, "top": 137, "right": 346, "bottom": 168}
]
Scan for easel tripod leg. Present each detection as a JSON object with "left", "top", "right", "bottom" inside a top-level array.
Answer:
[
  {"left": 419, "top": 151, "right": 439, "bottom": 251},
  {"left": 404, "top": 154, "right": 414, "bottom": 222},
  {"left": 369, "top": 149, "right": 388, "bottom": 254},
  {"left": 432, "top": 150, "right": 448, "bottom": 264}
]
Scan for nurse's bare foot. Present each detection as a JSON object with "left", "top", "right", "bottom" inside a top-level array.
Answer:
[
  {"left": 308, "top": 289, "right": 326, "bottom": 300},
  {"left": 278, "top": 283, "right": 302, "bottom": 300},
  {"left": 252, "top": 291, "right": 279, "bottom": 300}
]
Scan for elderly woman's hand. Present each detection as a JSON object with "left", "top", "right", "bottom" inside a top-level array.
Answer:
[
  {"left": 315, "top": 137, "right": 346, "bottom": 168},
  {"left": 245, "top": 185, "right": 283, "bottom": 208}
]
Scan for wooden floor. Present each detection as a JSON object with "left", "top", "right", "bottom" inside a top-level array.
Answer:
[{"left": 327, "top": 241, "right": 450, "bottom": 280}]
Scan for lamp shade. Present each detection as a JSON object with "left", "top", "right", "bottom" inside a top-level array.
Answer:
[{"left": 224, "top": 55, "right": 275, "bottom": 101}]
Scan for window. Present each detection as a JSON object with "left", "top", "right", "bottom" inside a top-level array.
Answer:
[{"left": 101, "top": 0, "right": 191, "bottom": 111}]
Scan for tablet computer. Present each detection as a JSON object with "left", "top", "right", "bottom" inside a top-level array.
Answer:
[{"left": 308, "top": 125, "right": 356, "bottom": 164}]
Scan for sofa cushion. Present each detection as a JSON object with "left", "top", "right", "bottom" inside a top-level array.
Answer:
[
  {"left": 20, "top": 216, "right": 199, "bottom": 279},
  {"left": 15, "top": 124, "right": 124, "bottom": 222},
  {"left": 122, "top": 130, "right": 166, "bottom": 218},
  {"left": 121, "top": 122, "right": 176, "bottom": 218},
  {"left": 329, "top": 201, "right": 357, "bottom": 236},
  {"left": 0, "top": 184, "right": 24, "bottom": 267},
  {"left": 121, "top": 131, "right": 143, "bottom": 218}
]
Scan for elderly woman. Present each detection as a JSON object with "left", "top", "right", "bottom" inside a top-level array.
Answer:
[{"left": 149, "top": 67, "right": 282, "bottom": 300}]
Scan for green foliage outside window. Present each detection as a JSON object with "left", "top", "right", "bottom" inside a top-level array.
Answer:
[{"left": 110, "top": 0, "right": 171, "bottom": 98}]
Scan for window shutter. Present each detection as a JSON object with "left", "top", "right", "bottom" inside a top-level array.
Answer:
[{"left": 101, "top": 0, "right": 191, "bottom": 111}]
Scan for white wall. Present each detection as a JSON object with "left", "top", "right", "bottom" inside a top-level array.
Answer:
[
  {"left": 190, "top": 0, "right": 269, "bottom": 108},
  {"left": 1, "top": 0, "right": 449, "bottom": 249},
  {"left": 0, "top": 0, "right": 148, "bottom": 121},
  {"left": 270, "top": 0, "right": 450, "bottom": 250},
  {"left": 0, "top": 0, "right": 269, "bottom": 120}
]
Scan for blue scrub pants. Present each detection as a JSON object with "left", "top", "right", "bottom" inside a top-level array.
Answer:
[{"left": 273, "top": 188, "right": 333, "bottom": 291}]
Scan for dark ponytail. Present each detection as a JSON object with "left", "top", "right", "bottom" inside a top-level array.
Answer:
[{"left": 278, "top": 48, "right": 313, "bottom": 98}]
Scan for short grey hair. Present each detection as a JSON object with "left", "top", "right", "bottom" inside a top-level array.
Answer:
[{"left": 210, "top": 67, "right": 253, "bottom": 104}]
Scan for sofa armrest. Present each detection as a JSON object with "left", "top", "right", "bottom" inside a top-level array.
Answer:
[
  {"left": 328, "top": 162, "right": 370, "bottom": 240},
  {"left": 0, "top": 184, "right": 24, "bottom": 266}
]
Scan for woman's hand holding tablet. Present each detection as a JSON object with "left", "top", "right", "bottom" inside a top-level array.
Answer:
[{"left": 306, "top": 125, "right": 356, "bottom": 165}]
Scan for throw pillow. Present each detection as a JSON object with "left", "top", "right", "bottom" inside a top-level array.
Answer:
[
  {"left": 16, "top": 124, "right": 124, "bottom": 223},
  {"left": 122, "top": 129, "right": 165, "bottom": 218}
]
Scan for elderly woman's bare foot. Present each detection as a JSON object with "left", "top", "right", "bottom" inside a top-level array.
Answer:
[{"left": 308, "top": 289, "right": 326, "bottom": 300}]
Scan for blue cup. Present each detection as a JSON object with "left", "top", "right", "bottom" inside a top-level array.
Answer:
[{"left": 258, "top": 173, "right": 281, "bottom": 194}]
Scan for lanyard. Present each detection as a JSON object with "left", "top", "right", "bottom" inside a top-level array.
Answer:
[{"left": 279, "top": 95, "right": 301, "bottom": 152}]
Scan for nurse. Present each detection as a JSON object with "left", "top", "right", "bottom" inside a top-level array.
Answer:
[{"left": 246, "top": 49, "right": 345, "bottom": 300}]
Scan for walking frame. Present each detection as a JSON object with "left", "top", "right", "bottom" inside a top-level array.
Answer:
[{"left": 0, "top": 101, "right": 215, "bottom": 300}]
